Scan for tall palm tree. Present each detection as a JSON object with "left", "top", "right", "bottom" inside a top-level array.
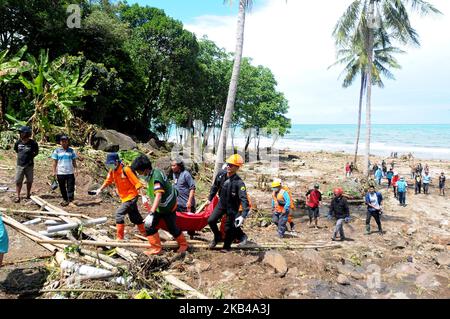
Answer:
[
  {"left": 213, "top": 0, "right": 252, "bottom": 178},
  {"left": 330, "top": 30, "right": 404, "bottom": 166},
  {"left": 333, "top": 0, "right": 441, "bottom": 176}
]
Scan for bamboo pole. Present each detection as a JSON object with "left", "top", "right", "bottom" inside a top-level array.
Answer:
[
  {"left": 36, "top": 239, "right": 341, "bottom": 250},
  {"left": 163, "top": 274, "right": 208, "bottom": 299},
  {"left": 0, "top": 207, "right": 85, "bottom": 218}
]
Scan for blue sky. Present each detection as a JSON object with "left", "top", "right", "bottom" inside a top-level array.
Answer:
[{"left": 126, "top": 0, "right": 450, "bottom": 124}]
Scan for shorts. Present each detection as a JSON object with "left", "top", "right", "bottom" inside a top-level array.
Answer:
[
  {"left": 307, "top": 206, "right": 319, "bottom": 218},
  {"left": 15, "top": 165, "right": 34, "bottom": 184}
]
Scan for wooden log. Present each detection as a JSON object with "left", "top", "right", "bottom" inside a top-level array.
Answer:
[
  {"left": 1, "top": 214, "right": 62, "bottom": 252},
  {"left": 30, "top": 196, "right": 91, "bottom": 220},
  {"left": 163, "top": 274, "right": 208, "bottom": 299},
  {"left": 0, "top": 207, "right": 84, "bottom": 218},
  {"left": 36, "top": 239, "right": 341, "bottom": 250},
  {"left": 82, "top": 229, "right": 138, "bottom": 262}
]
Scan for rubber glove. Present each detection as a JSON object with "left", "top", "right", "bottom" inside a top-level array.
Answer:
[{"left": 235, "top": 216, "right": 244, "bottom": 227}]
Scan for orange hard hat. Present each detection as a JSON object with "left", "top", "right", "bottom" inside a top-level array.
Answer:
[
  {"left": 226, "top": 154, "right": 244, "bottom": 167},
  {"left": 333, "top": 187, "right": 343, "bottom": 196}
]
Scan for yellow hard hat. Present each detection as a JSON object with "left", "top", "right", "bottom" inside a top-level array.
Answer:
[
  {"left": 271, "top": 180, "right": 281, "bottom": 188},
  {"left": 225, "top": 154, "right": 244, "bottom": 167}
]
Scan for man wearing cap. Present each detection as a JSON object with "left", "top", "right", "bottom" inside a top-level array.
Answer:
[
  {"left": 51, "top": 135, "right": 78, "bottom": 207},
  {"left": 328, "top": 188, "right": 350, "bottom": 241},
  {"left": 94, "top": 153, "right": 147, "bottom": 240},
  {"left": 305, "top": 183, "right": 322, "bottom": 229},
  {"left": 207, "top": 154, "right": 250, "bottom": 251},
  {"left": 13, "top": 126, "right": 39, "bottom": 203}
]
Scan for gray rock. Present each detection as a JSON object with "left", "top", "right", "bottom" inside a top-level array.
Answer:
[
  {"left": 337, "top": 274, "right": 350, "bottom": 285},
  {"left": 435, "top": 253, "right": 450, "bottom": 267},
  {"left": 392, "top": 238, "right": 408, "bottom": 249},
  {"left": 262, "top": 251, "right": 288, "bottom": 277},
  {"left": 415, "top": 272, "right": 441, "bottom": 290},
  {"left": 300, "top": 250, "right": 326, "bottom": 270},
  {"left": 92, "top": 130, "right": 137, "bottom": 151}
]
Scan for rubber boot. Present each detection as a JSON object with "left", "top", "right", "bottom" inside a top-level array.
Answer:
[
  {"left": 175, "top": 233, "right": 188, "bottom": 253},
  {"left": 365, "top": 225, "right": 370, "bottom": 235},
  {"left": 144, "top": 233, "right": 162, "bottom": 255},
  {"left": 116, "top": 224, "right": 125, "bottom": 240},
  {"left": 137, "top": 223, "right": 146, "bottom": 236}
]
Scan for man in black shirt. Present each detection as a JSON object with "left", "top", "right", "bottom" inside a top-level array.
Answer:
[
  {"left": 207, "top": 154, "right": 250, "bottom": 251},
  {"left": 328, "top": 187, "right": 350, "bottom": 241},
  {"left": 13, "top": 126, "right": 39, "bottom": 203}
]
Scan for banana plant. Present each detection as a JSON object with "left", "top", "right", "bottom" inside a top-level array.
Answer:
[
  {"left": 19, "top": 50, "right": 95, "bottom": 140},
  {"left": 0, "top": 46, "right": 28, "bottom": 127}
]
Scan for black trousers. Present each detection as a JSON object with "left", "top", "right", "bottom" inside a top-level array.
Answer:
[
  {"left": 415, "top": 182, "right": 422, "bottom": 194},
  {"left": 208, "top": 204, "right": 241, "bottom": 248},
  {"left": 366, "top": 211, "right": 382, "bottom": 231},
  {"left": 57, "top": 174, "right": 75, "bottom": 202},
  {"left": 146, "top": 211, "right": 181, "bottom": 238},
  {"left": 115, "top": 197, "right": 144, "bottom": 225}
]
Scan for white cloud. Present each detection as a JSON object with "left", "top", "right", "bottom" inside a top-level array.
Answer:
[{"left": 186, "top": 0, "right": 450, "bottom": 124}]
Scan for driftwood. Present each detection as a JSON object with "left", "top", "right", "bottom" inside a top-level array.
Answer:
[{"left": 163, "top": 274, "right": 208, "bottom": 299}]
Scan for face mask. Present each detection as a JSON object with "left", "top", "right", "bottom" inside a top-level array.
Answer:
[{"left": 107, "top": 163, "right": 116, "bottom": 171}]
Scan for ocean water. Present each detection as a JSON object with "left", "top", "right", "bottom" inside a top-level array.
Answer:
[{"left": 232, "top": 124, "right": 450, "bottom": 160}]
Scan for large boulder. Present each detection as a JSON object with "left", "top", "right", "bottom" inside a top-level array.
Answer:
[{"left": 92, "top": 130, "right": 137, "bottom": 152}]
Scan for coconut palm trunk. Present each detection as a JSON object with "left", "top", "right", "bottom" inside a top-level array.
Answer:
[
  {"left": 213, "top": 0, "right": 246, "bottom": 179},
  {"left": 354, "top": 72, "right": 366, "bottom": 165},
  {"left": 364, "top": 1, "right": 375, "bottom": 177}
]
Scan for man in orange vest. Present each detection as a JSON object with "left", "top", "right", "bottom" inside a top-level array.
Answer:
[
  {"left": 94, "top": 153, "right": 147, "bottom": 240},
  {"left": 271, "top": 179, "right": 292, "bottom": 238}
]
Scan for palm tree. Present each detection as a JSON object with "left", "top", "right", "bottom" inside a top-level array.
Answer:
[
  {"left": 213, "top": 0, "right": 252, "bottom": 178},
  {"left": 333, "top": 0, "right": 441, "bottom": 176},
  {"left": 330, "top": 30, "right": 404, "bottom": 166}
]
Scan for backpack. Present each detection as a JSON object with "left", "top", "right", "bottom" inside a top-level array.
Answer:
[{"left": 281, "top": 186, "right": 296, "bottom": 210}]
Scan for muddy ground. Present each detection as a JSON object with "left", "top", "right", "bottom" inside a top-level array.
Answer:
[{"left": 0, "top": 145, "right": 449, "bottom": 299}]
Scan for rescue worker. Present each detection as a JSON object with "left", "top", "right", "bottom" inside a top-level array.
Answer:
[
  {"left": 130, "top": 155, "right": 188, "bottom": 255},
  {"left": 327, "top": 188, "right": 350, "bottom": 241},
  {"left": 365, "top": 186, "right": 383, "bottom": 235},
  {"left": 305, "top": 183, "right": 322, "bottom": 229},
  {"left": 271, "top": 179, "right": 291, "bottom": 238},
  {"left": 207, "top": 154, "right": 250, "bottom": 251},
  {"left": 94, "top": 153, "right": 147, "bottom": 240}
]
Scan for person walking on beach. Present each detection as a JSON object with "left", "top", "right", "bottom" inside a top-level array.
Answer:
[
  {"left": 271, "top": 179, "right": 292, "bottom": 238},
  {"left": 415, "top": 174, "right": 422, "bottom": 194},
  {"left": 328, "top": 188, "right": 350, "bottom": 241},
  {"left": 345, "top": 162, "right": 351, "bottom": 177},
  {"left": 306, "top": 183, "right": 322, "bottom": 229},
  {"left": 372, "top": 163, "right": 379, "bottom": 176},
  {"left": 0, "top": 213, "right": 8, "bottom": 267},
  {"left": 13, "top": 126, "right": 39, "bottom": 203},
  {"left": 365, "top": 186, "right": 383, "bottom": 235},
  {"left": 392, "top": 172, "right": 399, "bottom": 198},
  {"left": 422, "top": 171, "right": 431, "bottom": 195},
  {"left": 386, "top": 168, "right": 394, "bottom": 189},
  {"left": 375, "top": 167, "right": 383, "bottom": 185},
  {"left": 424, "top": 164, "right": 430, "bottom": 175},
  {"left": 439, "top": 172, "right": 446, "bottom": 196},
  {"left": 381, "top": 160, "right": 387, "bottom": 177},
  {"left": 397, "top": 177, "right": 408, "bottom": 207},
  {"left": 51, "top": 135, "right": 78, "bottom": 207},
  {"left": 350, "top": 162, "right": 355, "bottom": 175}
]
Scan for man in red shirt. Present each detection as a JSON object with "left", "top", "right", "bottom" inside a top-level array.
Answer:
[{"left": 305, "top": 183, "right": 322, "bottom": 229}]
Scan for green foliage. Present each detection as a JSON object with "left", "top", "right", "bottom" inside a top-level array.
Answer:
[
  {"left": 0, "top": 130, "right": 16, "bottom": 150},
  {"left": 118, "top": 150, "right": 144, "bottom": 165},
  {"left": 133, "top": 288, "right": 153, "bottom": 299}
]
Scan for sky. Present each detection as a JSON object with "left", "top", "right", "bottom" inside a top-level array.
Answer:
[{"left": 128, "top": 0, "right": 450, "bottom": 124}]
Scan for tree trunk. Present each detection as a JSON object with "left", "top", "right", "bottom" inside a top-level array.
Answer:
[
  {"left": 244, "top": 130, "right": 252, "bottom": 162},
  {"left": 354, "top": 72, "right": 366, "bottom": 165},
  {"left": 364, "top": 1, "right": 375, "bottom": 177},
  {"left": 213, "top": 0, "right": 246, "bottom": 179},
  {"left": 256, "top": 130, "right": 261, "bottom": 161}
]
